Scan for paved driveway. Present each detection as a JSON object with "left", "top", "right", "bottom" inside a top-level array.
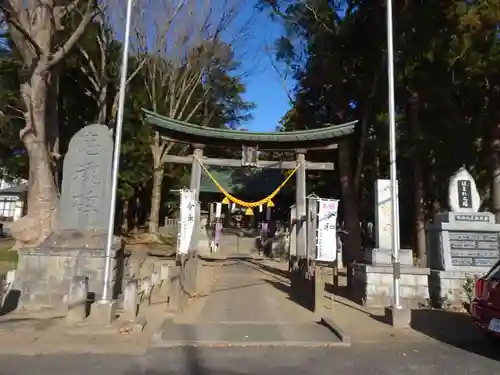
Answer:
[{"left": 0, "top": 341, "right": 499, "bottom": 375}]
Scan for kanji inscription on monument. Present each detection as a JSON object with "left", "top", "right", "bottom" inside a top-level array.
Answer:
[
  {"left": 449, "top": 232, "right": 499, "bottom": 267},
  {"left": 57, "top": 124, "right": 113, "bottom": 231},
  {"left": 448, "top": 167, "right": 480, "bottom": 213},
  {"left": 457, "top": 180, "right": 472, "bottom": 209}
]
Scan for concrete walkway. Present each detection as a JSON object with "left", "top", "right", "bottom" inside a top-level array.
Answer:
[{"left": 153, "top": 260, "right": 341, "bottom": 346}]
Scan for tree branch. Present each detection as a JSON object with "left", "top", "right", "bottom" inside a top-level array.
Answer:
[
  {"left": 265, "top": 43, "right": 293, "bottom": 104},
  {"left": 48, "top": 0, "right": 97, "bottom": 69},
  {"left": 298, "top": 0, "right": 334, "bottom": 34},
  {"left": 0, "top": 2, "right": 43, "bottom": 58}
]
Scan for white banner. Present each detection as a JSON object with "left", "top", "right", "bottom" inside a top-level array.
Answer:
[
  {"left": 215, "top": 202, "right": 222, "bottom": 218},
  {"left": 178, "top": 189, "right": 195, "bottom": 255},
  {"left": 316, "top": 199, "right": 339, "bottom": 262}
]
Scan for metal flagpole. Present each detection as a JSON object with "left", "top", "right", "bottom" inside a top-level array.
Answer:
[
  {"left": 101, "top": 0, "right": 134, "bottom": 302},
  {"left": 386, "top": 0, "right": 401, "bottom": 309}
]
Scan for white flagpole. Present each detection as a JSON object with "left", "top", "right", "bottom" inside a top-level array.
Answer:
[
  {"left": 386, "top": 0, "right": 401, "bottom": 309},
  {"left": 101, "top": 0, "right": 133, "bottom": 302}
]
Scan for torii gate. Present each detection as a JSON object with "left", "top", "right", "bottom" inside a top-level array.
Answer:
[{"left": 143, "top": 109, "right": 356, "bottom": 310}]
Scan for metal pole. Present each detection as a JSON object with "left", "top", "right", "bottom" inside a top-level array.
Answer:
[
  {"left": 386, "top": 0, "right": 401, "bottom": 309},
  {"left": 101, "top": 0, "right": 133, "bottom": 302}
]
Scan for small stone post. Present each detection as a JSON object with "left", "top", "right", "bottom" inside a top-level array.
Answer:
[
  {"left": 151, "top": 271, "right": 161, "bottom": 285},
  {"left": 160, "top": 264, "right": 170, "bottom": 281},
  {"left": 0, "top": 273, "right": 5, "bottom": 311},
  {"left": 123, "top": 278, "right": 138, "bottom": 320},
  {"left": 66, "top": 276, "right": 88, "bottom": 323}
]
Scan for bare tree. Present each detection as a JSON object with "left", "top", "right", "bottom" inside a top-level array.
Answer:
[
  {"left": 0, "top": 0, "right": 97, "bottom": 246},
  {"left": 136, "top": 0, "right": 254, "bottom": 234},
  {"left": 76, "top": 0, "right": 147, "bottom": 124}
]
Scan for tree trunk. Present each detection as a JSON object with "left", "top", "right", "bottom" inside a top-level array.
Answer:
[
  {"left": 354, "top": 70, "right": 380, "bottom": 192},
  {"left": 409, "top": 94, "right": 427, "bottom": 266},
  {"left": 491, "top": 123, "right": 500, "bottom": 223},
  {"left": 121, "top": 199, "right": 129, "bottom": 233},
  {"left": 354, "top": 115, "right": 369, "bottom": 193},
  {"left": 47, "top": 67, "right": 61, "bottom": 190},
  {"left": 148, "top": 132, "right": 170, "bottom": 234},
  {"left": 132, "top": 194, "right": 140, "bottom": 233},
  {"left": 338, "top": 140, "right": 362, "bottom": 263},
  {"left": 10, "top": 69, "right": 58, "bottom": 246},
  {"left": 97, "top": 81, "right": 108, "bottom": 124},
  {"left": 149, "top": 166, "right": 164, "bottom": 233}
]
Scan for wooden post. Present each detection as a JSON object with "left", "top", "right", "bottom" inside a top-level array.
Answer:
[
  {"left": 306, "top": 197, "right": 318, "bottom": 260},
  {"left": 307, "top": 197, "right": 319, "bottom": 312},
  {"left": 295, "top": 150, "right": 307, "bottom": 259},
  {"left": 289, "top": 205, "right": 297, "bottom": 258}
]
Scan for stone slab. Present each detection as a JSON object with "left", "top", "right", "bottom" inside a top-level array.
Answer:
[
  {"left": 448, "top": 167, "right": 480, "bottom": 213},
  {"left": 133, "top": 317, "right": 147, "bottom": 333},
  {"left": 89, "top": 300, "right": 117, "bottom": 326},
  {"left": 13, "top": 246, "right": 128, "bottom": 310},
  {"left": 57, "top": 124, "right": 113, "bottom": 232},
  {"left": 434, "top": 212, "right": 495, "bottom": 225},
  {"left": 428, "top": 269, "right": 487, "bottom": 307},
  {"left": 320, "top": 317, "right": 351, "bottom": 344},
  {"left": 374, "top": 179, "right": 400, "bottom": 250},
  {"left": 353, "top": 265, "right": 430, "bottom": 308},
  {"left": 366, "top": 248, "right": 413, "bottom": 266},
  {"left": 430, "top": 269, "right": 487, "bottom": 279},
  {"left": 385, "top": 306, "right": 411, "bottom": 328},
  {"left": 155, "top": 320, "right": 341, "bottom": 347},
  {"left": 426, "top": 214, "right": 500, "bottom": 271},
  {"left": 362, "top": 265, "right": 430, "bottom": 275}
]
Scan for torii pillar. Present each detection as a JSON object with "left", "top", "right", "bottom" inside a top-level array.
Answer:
[{"left": 295, "top": 149, "right": 307, "bottom": 261}]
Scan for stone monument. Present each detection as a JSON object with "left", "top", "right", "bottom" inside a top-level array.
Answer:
[
  {"left": 353, "top": 179, "right": 430, "bottom": 308},
  {"left": 426, "top": 167, "right": 500, "bottom": 306},
  {"left": 366, "top": 179, "right": 413, "bottom": 265},
  {"left": 13, "top": 124, "right": 128, "bottom": 310}
]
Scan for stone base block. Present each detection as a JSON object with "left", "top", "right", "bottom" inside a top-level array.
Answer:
[
  {"left": 429, "top": 269, "right": 487, "bottom": 307},
  {"left": 66, "top": 275, "right": 88, "bottom": 323},
  {"left": 353, "top": 264, "right": 430, "bottom": 308},
  {"left": 0, "top": 274, "right": 5, "bottom": 308},
  {"left": 12, "top": 237, "right": 129, "bottom": 311},
  {"left": 133, "top": 317, "right": 147, "bottom": 333},
  {"left": 366, "top": 248, "right": 414, "bottom": 266},
  {"left": 66, "top": 305, "right": 87, "bottom": 323},
  {"left": 385, "top": 306, "right": 411, "bottom": 328},
  {"left": 90, "top": 300, "right": 117, "bottom": 326}
]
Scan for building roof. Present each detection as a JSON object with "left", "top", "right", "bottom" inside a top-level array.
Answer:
[
  {"left": 143, "top": 109, "right": 357, "bottom": 150},
  {"left": 0, "top": 182, "right": 27, "bottom": 195}
]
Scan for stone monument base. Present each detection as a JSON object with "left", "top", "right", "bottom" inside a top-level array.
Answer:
[
  {"left": 352, "top": 264, "right": 430, "bottom": 308},
  {"left": 429, "top": 269, "right": 486, "bottom": 308},
  {"left": 365, "top": 248, "right": 414, "bottom": 266},
  {"left": 12, "top": 230, "right": 129, "bottom": 310}
]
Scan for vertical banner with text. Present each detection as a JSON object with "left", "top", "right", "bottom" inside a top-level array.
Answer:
[
  {"left": 178, "top": 189, "right": 195, "bottom": 255},
  {"left": 316, "top": 199, "right": 339, "bottom": 262}
]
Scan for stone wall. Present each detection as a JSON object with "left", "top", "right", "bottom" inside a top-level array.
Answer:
[
  {"left": 12, "top": 246, "right": 129, "bottom": 310},
  {"left": 429, "top": 269, "right": 484, "bottom": 307},
  {"left": 352, "top": 265, "right": 430, "bottom": 308}
]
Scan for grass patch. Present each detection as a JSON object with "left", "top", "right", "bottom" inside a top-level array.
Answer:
[{"left": 0, "top": 239, "right": 17, "bottom": 273}]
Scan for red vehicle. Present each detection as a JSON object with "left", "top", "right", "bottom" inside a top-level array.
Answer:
[{"left": 471, "top": 261, "right": 500, "bottom": 340}]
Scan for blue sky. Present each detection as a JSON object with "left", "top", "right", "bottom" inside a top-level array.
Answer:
[{"left": 234, "top": 7, "right": 294, "bottom": 133}]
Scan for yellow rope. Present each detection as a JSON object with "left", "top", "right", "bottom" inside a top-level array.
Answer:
[{"left": 194, "top": 155, "right": 301, "bottom": 208}]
